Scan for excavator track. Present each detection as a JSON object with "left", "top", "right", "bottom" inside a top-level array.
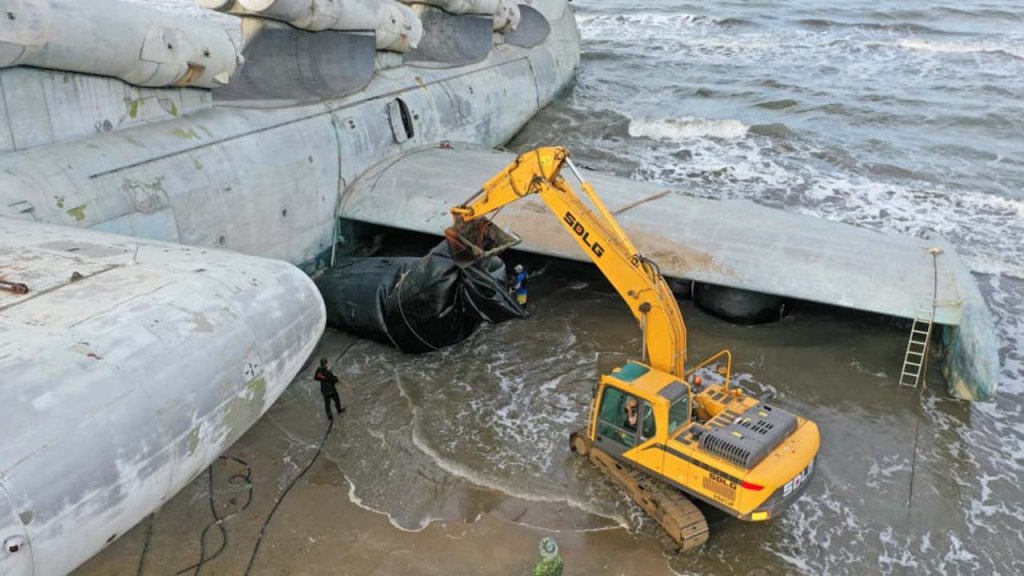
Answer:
[{"left": 570, "top": 430, "right": 709, "bottom": 552}]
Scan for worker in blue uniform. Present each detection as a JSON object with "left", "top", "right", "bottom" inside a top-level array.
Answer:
[{"left": 511, "top": 264, "right": 528, "bottom": 307}]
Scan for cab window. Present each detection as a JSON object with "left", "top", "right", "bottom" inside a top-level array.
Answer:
[
  {"left": 669, "top": 393, "right": 690, "bottom": 433},
  {"left": 640, "top": 400, "right": 656, "bottom": 440},
  {"left": 597, "top": 386, "right": 638, "bottom": 448}
]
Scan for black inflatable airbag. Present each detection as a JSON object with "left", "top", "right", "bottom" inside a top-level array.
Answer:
[{"left": 316, "top": 241, "right": 526, "bottom": 352}]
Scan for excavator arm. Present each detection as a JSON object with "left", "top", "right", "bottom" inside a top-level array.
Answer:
[
  {"left": 448, "top": 147, "right": 687, "bottom": 377},
  {"left": 451, "top": 148, "right": 820, "bottom": 549}
]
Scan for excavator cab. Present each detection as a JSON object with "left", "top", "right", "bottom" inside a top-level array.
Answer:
[
  {"left": 590, "top": 362, "right": 688, "bottom": 457},
  {"left": 587, "top": 362, "right": 696, "bottom": 484},
  {"left": 580, "top": 359, "right": 818, "bottom": 548}
]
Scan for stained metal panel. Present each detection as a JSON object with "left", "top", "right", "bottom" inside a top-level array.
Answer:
[
  {"left": 0, "top": 483, "right": 32, "bottom": 576},
  {"left": 341, "top": 146, "right": 964, "bottom": 323},
  {"left": 214, "top": 27, "right": 376, "bottom": 108},
  {"left": 0, "top": 218, "right": 325, "bottom": 575},
  {"left": 506, "top": 4, "right": 551, "bottom": 48},
  {"left": 405, "top": 9, "right": 493, "bottom": 65}
]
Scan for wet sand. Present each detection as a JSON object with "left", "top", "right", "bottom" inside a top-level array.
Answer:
[
  {"left": 72, "top": 331, "right": 674, "bottom": 576},
  {"left": 75, "top": 270, "right": 966, "bottom": 576}
]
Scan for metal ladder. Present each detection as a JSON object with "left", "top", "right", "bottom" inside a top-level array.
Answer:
[
  {"left": 900, "top": 247, "right": 944, "bottom": 389},
  {"left": 899, "top": 304, "right": 934, "bottom": 388}
]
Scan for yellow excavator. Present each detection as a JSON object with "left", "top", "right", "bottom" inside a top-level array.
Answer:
[{"left": 446, "top": 147, "right": 820, "bottom": 551}]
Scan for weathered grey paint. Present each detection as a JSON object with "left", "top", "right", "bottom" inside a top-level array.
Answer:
[
  {"left": 338, "top": 145, "right": 999, "bottom": 400},
  {"left": 0, "top": 3, "right": 577, "bottom": 573},
  {"left": 203, "top": 0, "right": 424, "bottom": 51},
  {"left": 0, "top": 0, "right": 240, "bottom": 88},
  {"left": 0, "top": 0, "right": 996, "bottom": 571},
  {"left": 0, "top": 68, "right": 213, "bottom": 153},
  {"left": 0, "top": 0, "right": 580, "bottom": 271},
  {"left": 938, "top": 232, "right": 1000, "bottom": 400},
  {"left": 404, "top": 0, "right": 498, "bottom": 14},
  {"left": 401, "top": 0, "right": 521, "bottom": 32},
  {"left": 212, "top": 26, "right": 378, "bottom": 106},
  {"left": 0, "top": 219, "right": 325, "bottom": 576},
  {"left": 505, "top": 5, "right": 551, "bottom": 48},
  {"left": 0, "top": 483, "right": 32, "bottom": 576},
  {"left": 405, "top": 8, "right": 494, "bottom": 65}
]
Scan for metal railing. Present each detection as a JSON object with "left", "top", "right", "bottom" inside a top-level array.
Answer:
[{"left": 685, "top": 349, "right": 733, "bottom": 391}]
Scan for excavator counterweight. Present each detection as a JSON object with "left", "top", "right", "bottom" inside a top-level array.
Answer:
[{"left": 449, "top": 147, "right": 821, "bottom": 552}]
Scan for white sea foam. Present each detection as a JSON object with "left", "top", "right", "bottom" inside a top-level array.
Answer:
[
  {"left": 963, "top": 256, "right": 1024, "bottom": 280},
  {"left": 122, "top": 0, "right": 242, "bottom": 41},
  {"left": 847, "top": 360, "right": 890, "bottom": 379},
  {"left": 893, "top": 38, "right": 1024, "bottom": 60},
  {"left": 865, "top": 455, "right": 911, "bottom": 490},
  {"left": 629, "top": 117, "right": 750, "bottom": 141},
  {"left": 767, "top": 481, "right": 868, "bottom": 574},
  {"left": 393, "top": 371, "right": 634, "bottom": 531},
  {"left": 577, "top": 12, "right": 728, "bottom": 32},
  {"left": 277, "top": 455, "right": 301, "bottom": 492},
  {"left": 800, "top": 175, "right": 1024, "bottom": 274},
  {"left": 495, "top": 514, "right": 626, "bottom": 535},
  {"left": 578, "top": 11, "right": 791, "bottom": 67},
  {"left": 943, "top": 533, "right": 980, "bottom": 568},
  {"left": 345, "top": 472, "right": 434, "bottom": 532},
  {"left": 878, "top": 527, "right": 920, "bottom": 573},
  {"left": 964, "top": 472, "right": 1017, "bottom": 534},
  {"left": 622, "top": 118, "right": 1024, "bottom": 278}
]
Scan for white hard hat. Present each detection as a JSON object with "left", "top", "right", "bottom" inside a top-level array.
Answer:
[{"left": 514, "top": 264, "right": 524, "bottom": 273}]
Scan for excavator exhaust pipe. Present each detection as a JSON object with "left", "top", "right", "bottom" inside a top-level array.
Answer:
[{"left": 445, "top": 218, "right": 521, "bottom": 267}]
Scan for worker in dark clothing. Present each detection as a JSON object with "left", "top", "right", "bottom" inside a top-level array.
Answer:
[{"left": 314, "top": 358, "right": 345, "bottom": 420}]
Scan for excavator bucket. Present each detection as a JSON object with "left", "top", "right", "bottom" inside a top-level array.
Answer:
[{"left": 445, "top": 217, "right": 521, "bottom": 267}]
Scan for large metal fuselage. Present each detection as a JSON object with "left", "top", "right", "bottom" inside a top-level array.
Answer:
[
  {"left": 0, "top": 2, "right": 581, "bottom": 575},
  {"left": 0, "top": 2, "right": 581, "bottom": 271},
  {"left": 0, "top": 0, "right": 999, "bottom": 572}
]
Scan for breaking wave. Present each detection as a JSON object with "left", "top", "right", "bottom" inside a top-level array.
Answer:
[
  {"left": 891, "top": 38, "right": 1024, "bottom": 60},
  {"left": 628, "top": 117, "right": 750, "bottom": 141}
]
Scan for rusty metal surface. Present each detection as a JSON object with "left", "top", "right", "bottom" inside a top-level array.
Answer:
[
  {"left": 0, "top": 280, "right": 28, "bottom": 295},
  {"left": 0, "top": 241, "right": 117, "bottom": 309},
  {"left": 0, "top": 218, "right": 325, "bottom": 576}
]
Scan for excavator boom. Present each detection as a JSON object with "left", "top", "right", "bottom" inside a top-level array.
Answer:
[{"left": 449, "top": 147, "right": 687, "bottom": 377}]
